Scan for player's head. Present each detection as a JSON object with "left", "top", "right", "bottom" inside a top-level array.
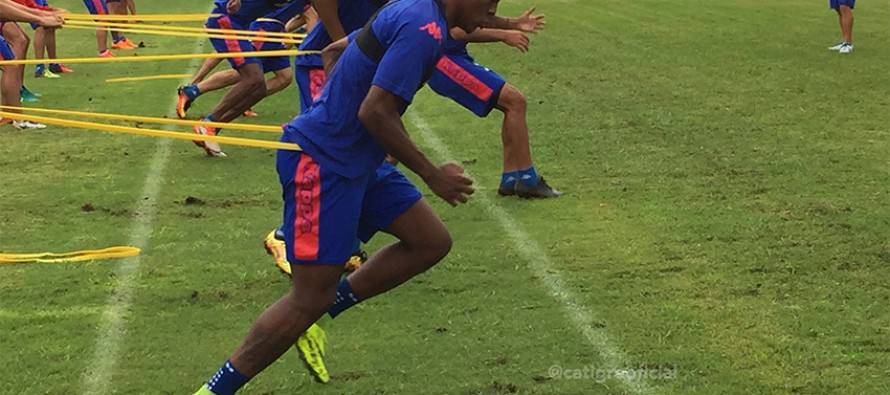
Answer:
[{"left": 445, "top": 0, "right": 500, "bottom": 34}]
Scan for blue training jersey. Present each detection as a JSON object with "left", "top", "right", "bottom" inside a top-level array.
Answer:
[
  {"left": 213, "top": 0, "right": 300, "bottom": 26},
  {"left": 294, "top": 0, "right": 386, "bottom": 68},
  {"left": 283, "top": 0, "right": 447, "bottom": 179},
  {"left": 258, "top": 0, "right": 310, "bottom": 24},
  {"left": 442, "top": 32, "right": 469, "bottom": 56}
]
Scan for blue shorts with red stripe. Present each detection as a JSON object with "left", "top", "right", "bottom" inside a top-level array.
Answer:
[
  {"left": 248, "top": 20, "right": 290, "bottom": 73},
  {"left": 277, "top": 149, "right": 422, "bottom": 265},
  {"left": 205, "top": 15, "right": 260, "bottom": 70},
  {"left": 0, "top": 36, "right": 15, "bottom": 61},
  {"left": 83, "top": 0, "right": 108, "bottom": 15},
  {"left": 427, "top": 54, "right": 506, "bottom": 117},
  {"left": 295, "top": 65, "right": 326, "bottom": 113}
]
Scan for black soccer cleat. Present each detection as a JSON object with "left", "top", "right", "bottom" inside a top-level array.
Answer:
[{"left": 514, "top": 177, "right": 562, "bottom": 199}]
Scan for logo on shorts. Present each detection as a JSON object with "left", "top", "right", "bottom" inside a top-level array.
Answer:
[
  {"left": 419, "top": 22, "right": 443, "bottom": 42},
  {"left": 295, "top": 166, "right": 319, "bottom": 234}
]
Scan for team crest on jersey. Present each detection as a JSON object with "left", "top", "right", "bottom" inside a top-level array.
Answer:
[{"left": 419, "top": 22, "right": 443, "bottom": 41}]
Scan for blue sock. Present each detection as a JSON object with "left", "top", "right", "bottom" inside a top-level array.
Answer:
[
  {"left": 183, "top": 84, "right": 202, "bottom": 100},
  {"left": 203, "top": 114, "right": 221, "bottom": 133},
  {"left": 205, "top": 360, "right": 250, "bottom": 395},
  {"left": 112, "top": 34, "right": 124, "bottom": 43},
  {"left": 500, "top": 171, "right": 519, "bottom": 188},
  {"left": 274, "top": 226, "right": 285, "bottom": 240},
  {"left": 35, "top": 64, "right": 45, "bottom": 74},
  {"left": 328, "top": 278, "right": 360, "bottom": 319},
  {"left": 518, "top": 166, "right": 539, "bottom": 187}
]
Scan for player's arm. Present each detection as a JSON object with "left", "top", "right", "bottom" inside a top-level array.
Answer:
[
  {"left": 226, "top": 0, "right": 241, "bottom": 14},
  {"left": 0, "top": 0, "right": 62, "bottom": 26},
  {"left": 283, "top": 15, "right": 307, "bottom": 50},
  {"left": 320, "top": 35, "right": 348, "bottom": 74},
  {"left": 359, "top": 87, "right": 473, "bottom": 206},
  {"left": 311, "top": 0, "right": 346, "bottom": 41},
  {"left": 451, "top": 26, "right": 529, "bottom": 52},
  {"left": 482, "top": 5, "right": 545, "bottom": 33}
]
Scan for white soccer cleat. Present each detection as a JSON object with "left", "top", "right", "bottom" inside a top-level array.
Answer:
[
  {"left": 839, "top": 44, "right": 853, "bottom": 54},
  {"left": 13, "top": 120, "right": 46, "bottom": 129},
  {"left": 828, "top": 42, "right": 846, "bottom": 51}
]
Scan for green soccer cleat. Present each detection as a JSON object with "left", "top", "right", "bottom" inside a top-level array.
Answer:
[{"left": 295, "top": 323, "right": 330, "bottom": 383}]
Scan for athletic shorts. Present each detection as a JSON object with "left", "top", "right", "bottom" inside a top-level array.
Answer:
[
  {"left": 830, "top": 0, "right": 854, "bottom": 9},
  {"left": 427, "top": 54, "right": 506, "bottom": 117},
  {"left": 83, "top": 0, "right": 108, "bottom": 15},
  {"left": 0, "top": 36, "right": 15, "bottom": 61},
  {"left": 294, "top": 65, "right": 326, "bottom": 113},
  {"left": 249, "top": 20, "right": 290, "bottom": 73},
  {"left": 277, "top": 150, "right": 422, "bottom": 265},
  {"left": 205, "top": 15, "right": 260, "bottom": 70},
  {"left": 30, "top": 0, "right": 50, "bottom": 29}
]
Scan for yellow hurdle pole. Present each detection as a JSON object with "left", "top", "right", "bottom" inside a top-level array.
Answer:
[
  {"left": 0, "top": 49, "right": 314, "bottom": 65},
  {"left": 0, "top": 111, "right": 300, "bottom": 151},
  {"left": 61, "top": 24, "right": 304, "bottom": 45},
  {"left": 0, "top": 105, "right": 283, "bottom": 133},
  {"left": 0, "top": 247, "right": 141, "bottom": 264},
  {"left": 105, "top": 73, "right": 193, "bottom": 83},
  {"left": 64, "top": 19, "right": 306, "bottom": 39},
  {"left": 62, "top": 13, "right": 218, "bottom": 22}
]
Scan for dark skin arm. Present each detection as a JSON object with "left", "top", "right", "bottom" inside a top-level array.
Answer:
[
  {"left": 320, "top": 35, "right": 348, "bottom": 74},
  {"left": 450, "top": 26, "right": 529, "bottom": 52},
  {"left": 359, "top": 87, "right": 474, "bottom": 206},
  {"left": 312, "top": 0, "right": 346, "bottom": 41},
  {"left": 482, "top": 5, "right": 545, "bottom": 33}
]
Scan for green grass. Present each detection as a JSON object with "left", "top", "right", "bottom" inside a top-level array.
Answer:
[{"left": 1, "top": 0, "right": 889, "bottom": 394}]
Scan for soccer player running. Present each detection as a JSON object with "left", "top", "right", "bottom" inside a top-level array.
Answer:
[
  {"left": 188, "top": 0, "right": 304, "bottom": 158},
  {"left": 176, "top": 1, "right": 311, "bottom": 120},
  {"left": 430, "top": 6, "right": 558, "bottom": 198},
  {"left": 189, "top": 0, "right": 496, "bottom": 393},
  {"left": 0, "top": 0, "right": 62, "bottom": 128}
]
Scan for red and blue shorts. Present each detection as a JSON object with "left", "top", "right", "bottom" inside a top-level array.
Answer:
[
  {"left": 205, "top": 15, "right": 260, "bottom": 70},
  {"left": 427, "top": 54, "right": 506, "bottom": 117},
  {"left": 277, "top": 150, "right": 422, "bottom": 265},
  {"left": 0, "top": 36, "right": 15, "bottom": 61},
  {"left": 82, "top": 0, "right": 109, "bottom": 15},
  {"left": 249, "top": 20, "right": 290, "bottom": 73},
  {"left": 295, "top": 66, "right": 326, "bottom": 113}
]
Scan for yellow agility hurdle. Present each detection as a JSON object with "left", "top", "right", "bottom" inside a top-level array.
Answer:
[
  {"left": 62, "top": 23, "right": 304, "bottom": 45},
  {"left": 105, "top": 73, "right": 193, "bottom": 83},
  {"left": 0, "top": 111, "right": 301, "bottom": 151},
  {"left": 0, "top": 49, "right": 315, "bottom": 65},
  {"left": 65, "top": 19, "right": 307, "bottom": 39},
  {"left": 0, "top": 247, "right": 141, "bottom": 264},
  {"left": 62, "top": 13, "right": 217, "bottom": 22},
  {"left": 0, "top": 106, "right": 283, "bottom": 133}
]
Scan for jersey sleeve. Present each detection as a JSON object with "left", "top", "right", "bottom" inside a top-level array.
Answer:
[{"left": 371, "top": 16, "right": 444, "bottom": 104}]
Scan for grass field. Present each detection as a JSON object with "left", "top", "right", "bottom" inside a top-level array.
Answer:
[{"left": 1, "top": 0, "right": 888, "bottom": 394}]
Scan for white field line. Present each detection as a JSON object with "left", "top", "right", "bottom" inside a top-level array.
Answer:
[
  {"left": 81, "top": 39, "right": 207, "bottom": 395},
  {"left": 407, "top": 111, "right": 655, "bottom": 394}
]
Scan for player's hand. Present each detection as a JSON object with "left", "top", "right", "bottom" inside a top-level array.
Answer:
[
  {"left": 516, "top": 6, "right": 545, "bottom": 33},
  {"left": 503, "top": 31, "right": 530, "bottom": 53},
  {"left": 53, "top": 8, "right": 69, "bottom": 15},
  {"left": 227, "top": 0, "right": 242, "bottom": 14},
  {"left": 38, "top": 14, "right": 64, "bottom": 28},
  {"left": 424, "top": 163, "right": 474, "bottom": 207}
]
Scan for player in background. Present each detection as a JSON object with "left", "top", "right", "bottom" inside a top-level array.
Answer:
[
  {"left": 105, "top": 0, "right": 137, "bottom": 49},
  {"left": 0, "top": 0, "right": 62, "bottom": 128},
  {"left": 188, "top": 1, "right": 495, "bottom": 393},
  {"left": 429, "top": 6, "right": 559, "bottom": 198},
  {"left": 177, "top": 2, "right": 314, "bottom": 120},
  {"left": 30, "top": 0, "right": 73, "bottom": 78},
  {"left": 828, "top": 0, "right": 854, "bottom": 53},
  {"left": 187, "top": 0, "right": 306, "bottom": 158}
]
